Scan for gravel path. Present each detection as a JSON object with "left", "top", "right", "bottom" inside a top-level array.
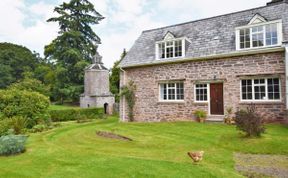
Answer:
[{"left": 234, "top": 153, "right": 288, "bottom": 178}]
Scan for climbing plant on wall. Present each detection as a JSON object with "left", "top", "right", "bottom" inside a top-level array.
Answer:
[{"left": 120, "top": 80, "right": 136, "bottom": 121}]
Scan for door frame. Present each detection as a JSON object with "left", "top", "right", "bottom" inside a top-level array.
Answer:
[{"left": 208, "top": 82, "right": 224, "bottom": 116}]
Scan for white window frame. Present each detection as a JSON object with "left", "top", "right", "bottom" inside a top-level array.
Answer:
[
  {"left": 235, "top": 20, "right": 282, "bottom": 51},
  {"left": 155, "top": 38, "right": 186, "bottom": 60},
  {"left": 194, "top": 83, "right": 210, "bottom": 103},
  {"left": 159, "top": 81, "right": 184, "bottom": 102},
  {"left": 240, "top": 78, "right": 281, "bottom": 102}
]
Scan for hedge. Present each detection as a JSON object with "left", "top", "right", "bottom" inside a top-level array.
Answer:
[{"left": 49, "top": 108, "right": 104, "bottom": 122}]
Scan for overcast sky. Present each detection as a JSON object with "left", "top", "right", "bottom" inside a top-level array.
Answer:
[{"left": 0, "top": 0, "right": 269, "bottom": 68}]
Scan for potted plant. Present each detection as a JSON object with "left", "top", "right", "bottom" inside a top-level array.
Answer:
[
  {"left": 194, "top": 110, "right": 207, "bottom": 123},
  {"left": 224, "top": 107, "right": 235, "bottom": 125}
]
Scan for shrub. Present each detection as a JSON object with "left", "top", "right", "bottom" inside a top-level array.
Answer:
[
  {"left": 30, "top": 124, "right": 47, "bottom": 133},
  {"left": 10, "top": 116, "right": 28, "bottom": 135},
  {"left": 0, "top": 135, "right": 27, "bottom": 156},
  {"left": 0, "top": 89, "right": 50, "bottom": 128},
  {"left": 235, "top": 105, "right": 265, "bottom": 137},
  {"left": 0, "top": 119, "right": 11, "bottom": 137},
  {"left": 49, "top": 108, "right": 104, "bottom": 122},
  {"left": 194, "top": 110, "right": 207, "bottom": 123},
  {"left": 8, "top": 78, "right": 50, "bottom": 97}
]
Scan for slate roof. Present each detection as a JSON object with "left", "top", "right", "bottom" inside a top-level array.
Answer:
[{"left": 120, "top": 2, "right": 288, "bottom": 68}]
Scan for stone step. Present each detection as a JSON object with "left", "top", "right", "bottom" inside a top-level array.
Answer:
[{"left": 206, "top": 115, "right": 224, "bottom": 122}]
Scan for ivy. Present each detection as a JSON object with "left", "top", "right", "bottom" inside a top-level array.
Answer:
[{"left": 120, "top": 81, "right": 136, "bottom": 121}]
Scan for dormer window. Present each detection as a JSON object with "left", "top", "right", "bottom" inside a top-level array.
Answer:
[
  {"left": 156, "top": 32, "right": 187, "bottom": 60},
  {"left": 236, "top": 14, "right": 282, "bottom": 50}
]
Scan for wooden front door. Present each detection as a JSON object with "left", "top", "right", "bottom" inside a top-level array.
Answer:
[{"left": 210, "top": 83, "right": 224, "bottom": 115}]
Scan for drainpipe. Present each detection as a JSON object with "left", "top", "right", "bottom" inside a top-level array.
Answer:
[
  {"left": 120, "top": 67, "right": 126, "bottom": 122},
  {"left": 285, "top": 43, "right": 288, "bottom": 109}
]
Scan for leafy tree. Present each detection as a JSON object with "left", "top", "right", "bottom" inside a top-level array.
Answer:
[
  {"left": 45, "top": 0, "right": 104, "bottom": 103},
  {"left": 110, "top": 49, "right": 127, "bottom": 102},
  {"left": 8, "top": 78, "right": 50, "bottom": 97},
  {"left": 0, "top": 43, "right": 39, "bottom": 88}
]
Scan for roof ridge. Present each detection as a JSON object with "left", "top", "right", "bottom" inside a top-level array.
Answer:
[{"left": 142, "top": 3, "right": 282, "bottom": 33}]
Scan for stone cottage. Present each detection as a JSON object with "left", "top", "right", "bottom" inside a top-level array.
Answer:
[
  {"left": 80, "top": 47, "right": 114, "bottom": 114},
  {"left": 119, "top": 0, "right": 288, "bottom": 122}
]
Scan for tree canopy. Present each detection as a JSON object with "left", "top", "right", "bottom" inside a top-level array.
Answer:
[
  {"left": 45, "top": 0, "right": 104, "bottom": 103},
  {"left": 0, "top": 43, "right": 39, "bottom": 88},
  {"left": 110, "top": 49, "right": 127, "bottom": 103}
]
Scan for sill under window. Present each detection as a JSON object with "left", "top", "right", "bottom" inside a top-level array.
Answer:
[
  {"left": 239, "top": 101, "right": 283, "bottom": 105},
  {"left": 193, "top": 101, "right": 209, "bottom": 105},
  {"left": 237, "top": 45, "right": 281, "bottom": 51},
  {"left": 157, "top": 100, "right": 185, "bottom": 104}
]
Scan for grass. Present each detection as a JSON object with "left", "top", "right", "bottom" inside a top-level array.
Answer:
[
  {"left": 0, "top": 117, "right": 287, "bottom": 178},
  {"left": 48, "top": 104, "right": 80, "bottom": 110}
]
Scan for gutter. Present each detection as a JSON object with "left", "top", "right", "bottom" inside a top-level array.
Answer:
[
  {"left": 121, "top": 46, "right": 285, "bottom": 69},
  {"left": 120, "top": 67, "right": 126, "bottom": 122}
]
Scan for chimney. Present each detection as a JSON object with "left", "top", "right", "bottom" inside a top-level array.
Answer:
[{"left": 267, "top": 0, "right": 288, "bottom": 5}]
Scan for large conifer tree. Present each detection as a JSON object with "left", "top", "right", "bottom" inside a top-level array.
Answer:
[{"left": 45, "top": 0, "right": 104, "bottom": 102}]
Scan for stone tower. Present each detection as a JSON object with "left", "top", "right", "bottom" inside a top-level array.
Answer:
[{"left": 80, "top": 46, "right": 115, "bottom": 114}]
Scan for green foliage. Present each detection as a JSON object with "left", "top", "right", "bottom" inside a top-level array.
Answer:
[
  {"left": 120, "top": 81, "right": 136, "bottom": 121},
  {"left": 235, "top": 105, "right": 265, "bottom": 137},
  {"left": 194, "top": 110, "right": 207, "bottom": 122},
  {"left": 0, "top": 43, "right": 39, "bottom": 88},
  {"left": 49, "top": 107, "right": 104, "bottom": 122},
  {"left": 8, "top": 78, "right": 50, "bottom": 97},
  {"left": 194, "top": 110, "right": 207, "bottom": 118},
  {"left": 0, "top": 135, "right": 27, "bottom": 156},
  {"left": 30, "top": 124, "right": 48, "bottom": 133},
  {"left": 0, "top": 119, "right": 11, "bottom": 137},
  {"left": 9, "top": 116, "right": 28, "bottom": 135},
  {"left": 45, "top": 0, "right": 104, "bottom": 102},
  {"left": 110, "top": 49, "right": 126, "bottom": 103},
  {"left": 0, "top": 89, "right": 50, "bottom": 128}
]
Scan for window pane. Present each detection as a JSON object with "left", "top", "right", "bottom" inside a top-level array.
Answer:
[
  {"left": 266, "top": 24, "right": 278, "bottom": 46},
  {"left": 195, "top": 84, "right": 208, "bottom": 101},
  {"left": 252, "top": 26, "right": 264, "bottom": 47},
  {"left": 175, "top": 40, "right": 182, "bottom": 57},
  {"left": 240, "top": 29, "right": 250, "bottom": 49},
  {"left": 241, "top": 79, "right": 252, "bottom": 100}
]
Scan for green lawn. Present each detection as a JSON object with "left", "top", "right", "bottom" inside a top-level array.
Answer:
[{"left": 0, "top": 117, "right": 287, "bottom": 178}]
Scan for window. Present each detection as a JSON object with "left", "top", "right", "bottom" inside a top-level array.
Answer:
[
  {"left": 240, "top": 29, "right": 250, "bottom": 49},
  {"left": 252, "top": 26, "right": 264, "bottom": 47},
  {"left": 157, "top": 39, "right": 184, "bottom": 59},
  {"left": 160, "top": 82, "right": 184, "bottom": 101},
  {"left": 237, "top": 21, "right": 282, "bottom": 50},
  {"left": 195, "top": 84, "right": 208, "bottom": 102},
  {"left": 266, "top": 24, "right": 278, "bottom": 46},
  {"left": 241, "top": 78, "right": 280, "bottom": 101}
]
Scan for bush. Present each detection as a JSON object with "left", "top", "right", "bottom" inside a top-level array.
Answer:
[
  {"left": 235, "top": 105, "right": 265, "bottom": 137},
  {"left": 0, "top": 119, "right": 11, "bottom": 137},
  {"left": 30, "top": 124, "right": 47, "bottom": 133},
  {"left": 0, "top": 89, "right": 50, "bottom": 128},
  {"left": 49, "top": 108, "right": 104, "bottom": 122},
  {"left": 0, "top": 135, "right": 27, "bottom": 156},
  {"left": 10, "top": 116, "right": 28, "bottom": 135}
]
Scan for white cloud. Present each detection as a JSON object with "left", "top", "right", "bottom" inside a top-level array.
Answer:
[{"left": 0, "top": 0, "right": 58, "bottom": 54}]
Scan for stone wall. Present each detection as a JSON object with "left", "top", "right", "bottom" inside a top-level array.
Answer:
[
  {"left": 84, "top": 70, "right": 110, "bottom": 96},
  {"left": 120, "top": 52, "right": 286, "bottom": 122}
]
